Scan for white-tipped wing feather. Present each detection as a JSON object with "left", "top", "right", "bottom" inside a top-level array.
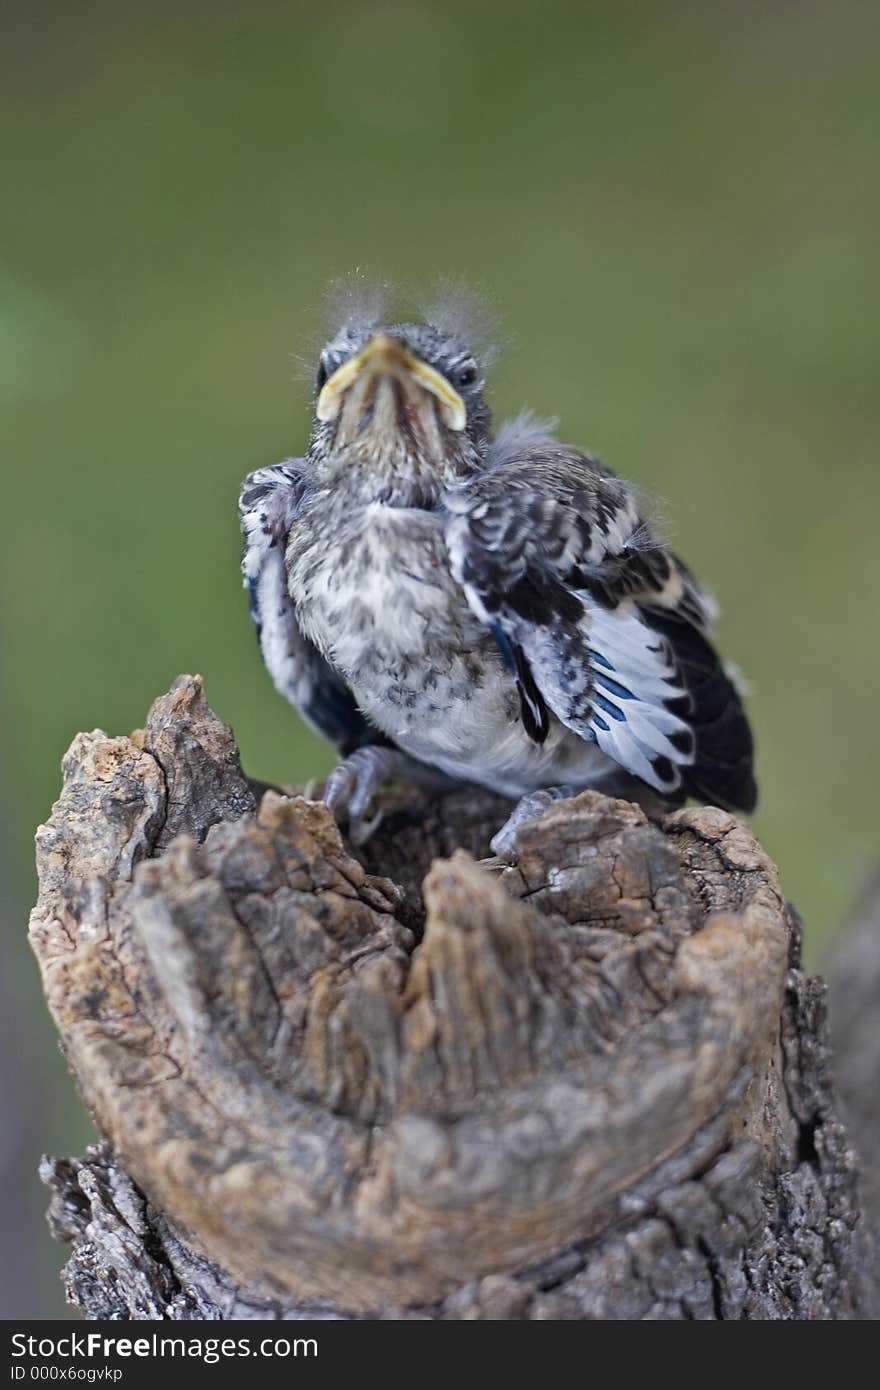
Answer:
[{"left": 444, "top": 419, "right": 755, "bottom": 810}]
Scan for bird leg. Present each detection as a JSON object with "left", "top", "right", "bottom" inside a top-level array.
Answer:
[
  {"left": 490, "top": 786, "right": 576, "bottom": 860},
  {"left": 322, "top": 745, "right": 455, "bottom": 846}
]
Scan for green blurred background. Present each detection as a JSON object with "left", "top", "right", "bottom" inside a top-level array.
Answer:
[{"left": 2, "top": 0, "right": 878, "bottom": 1318}]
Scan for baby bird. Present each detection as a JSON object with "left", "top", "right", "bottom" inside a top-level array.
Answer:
[{"left": 240, "top": 300, "right": 756, "bottom": 855}]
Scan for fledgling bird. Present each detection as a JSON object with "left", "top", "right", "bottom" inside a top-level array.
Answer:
[{"left": 240, "top": 293, "right": 756, "bottom": 856}]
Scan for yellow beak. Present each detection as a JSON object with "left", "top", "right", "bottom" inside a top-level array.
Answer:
[{"left": 316, "top": 334, "right": 467, "bottom": 432}]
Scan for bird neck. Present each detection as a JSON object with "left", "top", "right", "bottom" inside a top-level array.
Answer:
[{"left": 308, "top": 435, "right": 483, "bottom": 509}]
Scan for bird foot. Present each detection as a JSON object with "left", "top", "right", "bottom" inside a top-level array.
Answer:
[
  {"left": 322, "top": 746, "right": 398, "bottom": 846},
  {"left": 490, "top": 787, "right": 574, "bottom": 861}
]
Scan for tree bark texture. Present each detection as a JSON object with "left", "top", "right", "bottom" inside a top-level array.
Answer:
[
  {"left": 30, "top": 677, "right": 875, "bottom": 1319},
  {"left": 829, "top": 872, "right": 880, "bottom": 1304}
]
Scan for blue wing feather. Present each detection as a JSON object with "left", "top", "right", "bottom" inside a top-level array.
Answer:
[{"left": 444, "top": 418, "right": 756, "bottom": 811}]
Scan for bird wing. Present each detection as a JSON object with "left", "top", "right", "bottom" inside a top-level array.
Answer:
[
  {"left": 239, "top": 463, "right": 377, "bottom": 754},
  {"left": 443, "top": 419, "right": 756, "bottom": 812}
]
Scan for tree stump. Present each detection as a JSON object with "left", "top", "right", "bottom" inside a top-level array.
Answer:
[{"left": 31, "top": 677, "right": 874, "bottom": 1319}]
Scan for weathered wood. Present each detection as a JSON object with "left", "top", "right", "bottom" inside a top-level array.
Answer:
[
  {"left": 829, "top": 872, "right": 880, "bottom": 1308},
  {"left": 32, "top": 677, "right": 874, "bottom": 1318}
]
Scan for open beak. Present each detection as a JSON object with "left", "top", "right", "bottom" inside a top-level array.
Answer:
[{"left": 316, "top": 334, "right": 466, "bottom": 433}]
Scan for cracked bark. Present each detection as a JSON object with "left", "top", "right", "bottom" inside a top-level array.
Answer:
[
  {"left": 30, "top": 676, "right": 875, "bottom": 1320},
  {"left": 829, "top": 872, "right": 880, "bottom": 1304}
]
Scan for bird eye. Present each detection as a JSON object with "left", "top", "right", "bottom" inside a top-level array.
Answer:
[
  {"left": 456, "top": 362, "right": 478, "bottom": 389},
  {"left": 316, "top": 359, "right": 329, "bottom": 393}
]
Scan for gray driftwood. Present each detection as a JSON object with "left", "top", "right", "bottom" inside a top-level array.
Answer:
[{"left": 31, "top": 677, "right": 874, "bottom": 1319}]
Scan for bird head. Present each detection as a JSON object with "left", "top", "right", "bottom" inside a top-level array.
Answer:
[{"left": 307, "top": 322, "right": 491, "bottom": 500}]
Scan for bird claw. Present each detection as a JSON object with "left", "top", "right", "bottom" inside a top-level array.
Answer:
[
  {"left": 347, "top": 808, "right": 385, "bottom": 847},
  {"left": 323, "top": 747, "right": 393, "bottom": 846},
  {"left": 489, "top": 788, "right": 571, "bottom": 861},
  {"left": 476, "top": 855, "right": 507, "bottom": 873}
]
